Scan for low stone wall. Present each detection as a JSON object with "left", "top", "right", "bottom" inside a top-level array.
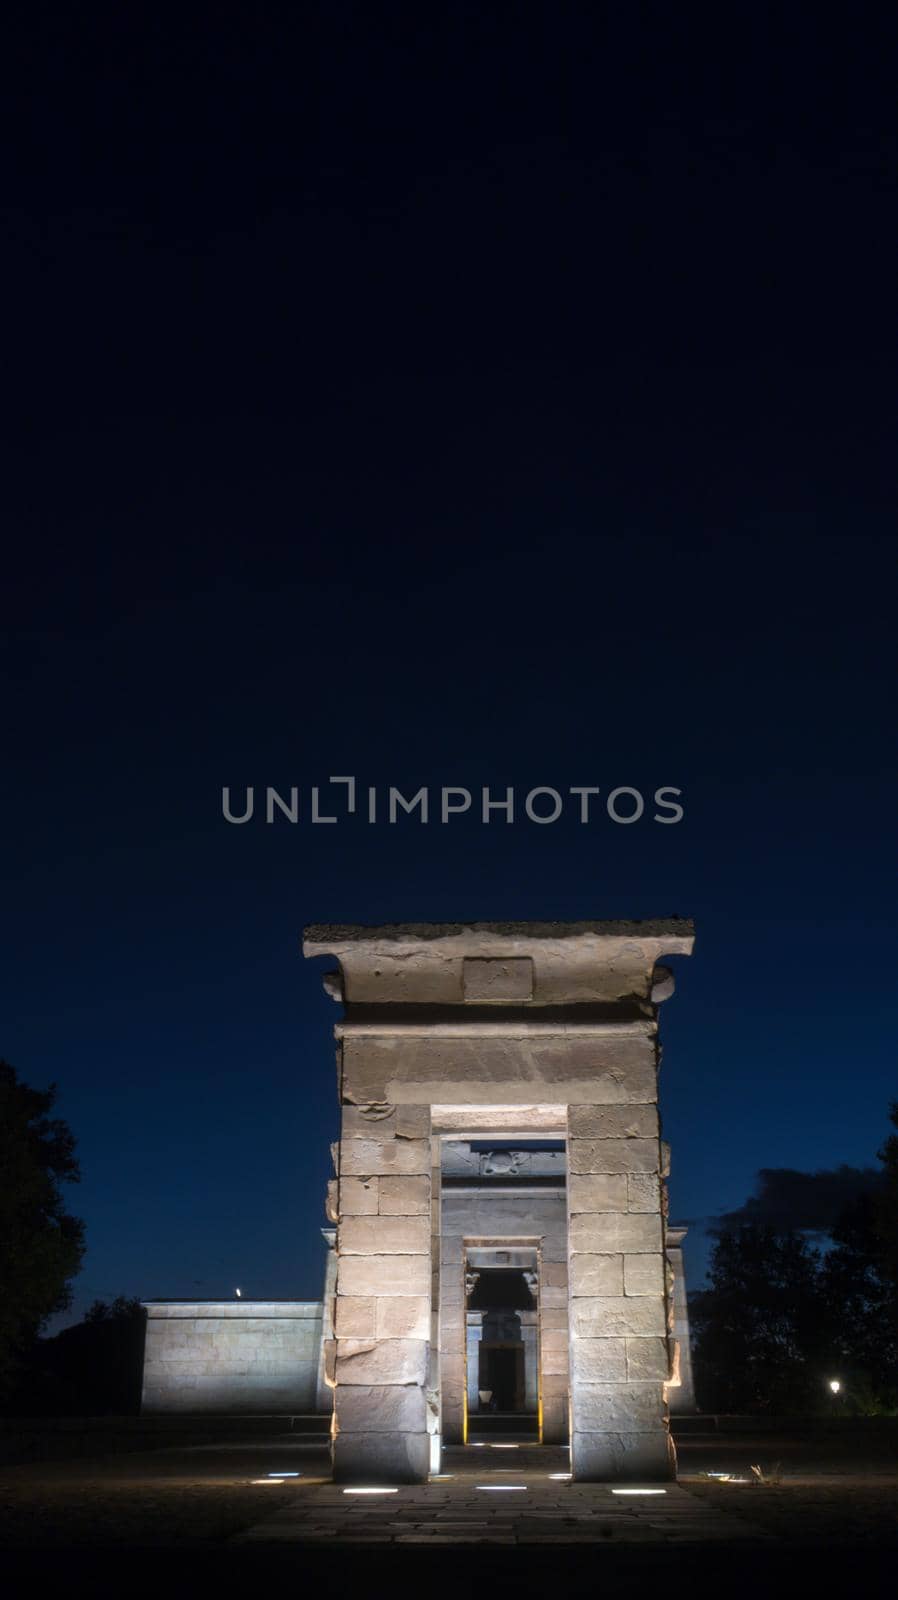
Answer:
[{"left": 141, "top": 1301, "right": 324, "bottom": 1413}]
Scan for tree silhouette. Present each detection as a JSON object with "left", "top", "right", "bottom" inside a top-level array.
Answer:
[{"left": 0, "top": 1060, "right": 85, "bottom": 1396}]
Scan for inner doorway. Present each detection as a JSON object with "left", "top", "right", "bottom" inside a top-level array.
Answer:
[{"left": 464, "top": 1249, "right": 540, "bottom": 1440}]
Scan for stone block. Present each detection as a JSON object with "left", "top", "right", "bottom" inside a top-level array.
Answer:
[
  {"left": 541, "top": 1260, "right": 568, "bottom": 1289},
  {"left": 571, "top": 1296, "right": 666, "bottom": 1338},
  {"left": 376, "top": 1296, "right": 431, "bottom": 1340},
  {"left": 628, "top": 1174, "right": 661, "bottom": 1212},
  {"left": 378, "top": 1175, "right": 431, "bottom": 1214},
  {"left": 397, "top": 1104, "right": 432, "bottom": 1139},
  {"left": 570, "top": 1380, "right": 665, "bottom": 1432},
  {"left": 569, "top": 1139, "right": 659, "bottom": 1175},
  {"left": 567, "top": 1104, "right": 659, "bottom": 1139},
  {"left": 626, "top": 1337, "right": 670, "bottom": 1381},
  {"left": 624, "top": 1253, "right": 665, "bottom": 1296},
  {"left": 335, "top": 1338, "right": 428, "bottom": 1385},
  {"left": 567, "top": 1174, "right": 629, "bottom": 1214},
  {"left": 340, "top": 1176, "right": 378, "bottom": 1214},
  {"left": 332, "top": 1429, "right": 430, "bottom": 1484},
  {"left": 539, "top": 1305, "right": 570, "bottom": 1332},
  {"left": 571, "top": 1428, "right": 674, "bottom": 1482},
  {"left": 341, "top": 1106, "right": 399, "bottom": 1138},
  {"left": 335, "top": 1383, "right": 428, "bottom": 1434},
  {"left": 539, "top": 1286, "right": 569, "bottom": 1308},
  {"left": 570, "top": 1337, "right": 628, "bottom": 1382},
  {"left": 569, "top": 1253, "right": 624, "bottom": 1297},
  {"left": 337, "top": 1254, "right": 432, "bottom": 1298},
  {"left": 539, "top": 1232, "right": 570, "bottom": 1263},
  {"left": 341, "top": 1138, "right": 431, "bottom": 1176},
  {"left": 568, "top": 1212, "right": 663, "bottom": 1254},
  {"left": 334, "top": 1296, "right": 376, "bottom": 1338},
  {"left": 541, "top": 1343, "right": 570, "bottom": 1375},
  {"left": 339, "top": 1214, "right": 431, "bottom": 1255}
]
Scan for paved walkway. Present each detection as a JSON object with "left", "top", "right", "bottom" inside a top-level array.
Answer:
[{"left": 235, "top": 1445, "right": 771, "bottom": 1546}]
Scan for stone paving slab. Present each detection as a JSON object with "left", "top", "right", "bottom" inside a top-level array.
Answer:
[{"left": 234, "top": 1454, "right": 772, "bottom": 1546}]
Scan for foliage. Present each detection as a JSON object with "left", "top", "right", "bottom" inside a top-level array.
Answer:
[
  {"left": 11, "top": 1297, "right": 146, "bottom": 1415},
  {"left": 692, "top": 1105, "right": 898, "bottom": 1415},
  {"left": 0, "top": 1061, "right": 85, "bottom": 1395}
]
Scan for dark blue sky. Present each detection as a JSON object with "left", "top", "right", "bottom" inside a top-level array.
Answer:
[{"left": 3, "top": 5, "right": 896, "bottom": 1321}]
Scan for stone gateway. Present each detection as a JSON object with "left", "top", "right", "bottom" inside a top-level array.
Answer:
[{"left": 141, "top": 918, "right": 696, "bottom": 1485}]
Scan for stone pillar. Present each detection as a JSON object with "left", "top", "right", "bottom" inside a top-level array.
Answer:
[
  {"left": 566, "top": 1103, "right": 674, "bottom": 1481},
  {"left": 665, "top": 1227, "right": 697, "bottom": 1413},
  {"left": 466, "top": 1312, "right": 483, "bottom": 1415},
  {"left": 439, "top": 1246, "right": 466, "bottom": 1443},
  {"left": 316, "top": 1228, "right": 337, "bottom": 1413},
  {"left": 539, "top": 1256, "right": 570, "bottom": 1443},
  {"left": 332, "top": 1105, "right": 433, "bottom": 1483},
  {"left": 521, "top": 1310, "right": 539, "bottom": 1411}
]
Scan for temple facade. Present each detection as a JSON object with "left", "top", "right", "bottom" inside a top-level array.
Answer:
[{"left": 142, "top": 919, "right": 696, "bottom": 1482}]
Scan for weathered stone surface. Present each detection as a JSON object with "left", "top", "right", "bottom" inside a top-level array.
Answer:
[
  {"left": 570, "top": 1428, "right": 675, "bottom": 1482},
  {"left": 334, "top": 1296, "right": 376, "bottom": 1337},
  {"left": 569, "top": 1253, "right": 624, "bottom": 1297},
  {"left": 339, "top": 1214, "right": 431, "bottom": 1255},
  {"left": 624, "top": 1253, "right": 665, "bottom": 1296},
  {"left": 341, "top": 1033, "right": 658, "bottom": 1107},
  {"left": 571, "top": 1296, "right": 666, "bottom": 1338},
  {"left": 626, "top": 1336, "right": 670, "bottom": 1381},
  {"left": 340, "top": 1176, "right": 378, "bottom": 1214},
  {"left": 569, "top": 1138, "right": 659, "bottom": 1175},
  {"left": 539, "top": 1305, "right": 570, "bottom": 1332},
  {"left": 541, "top": 1342, "right": 570, "bottom": 1375},
  {"left": 462, "top": 956, "right": 534, "bottom": 1001},
  {"left": 331, "top": 1429, "right": 430, "bottom": 1484},
  {"left": 567, "top": 1174, "right": 629, "bottom": 1214},
  {"left": 341, "top": 1137, "right": 430, "bottom": 1176},
  {"left": 570, "top": 1336, "right": 628, "bottom": 1382},
  {"left": 567, "top": 1104, "right": 659, "bottom": 1138},
  {"left": 568, "top": 1212, "right": 663, "bottom": 1254},
  {"left": 541, "top": 1260, "right": 568, "bottom": 1289},
  {"left": 341, "top": 1105, "right": 398, "bottom": 1137},
  {"left": 335, "top": 1338, "right": 428, "bottom": 1385},
  {"left": 628, "top": 1173, "right": 662, "bottom": 1212},
  {"left": 570, "top": 1381, "right": 666, "bottom": 1432},
  {"left": 378, "top": 1175, "right": 431, "bottom": 1215},
  {"left": 335, "top": 1383, "right": 427, "bottom": 1434},
  {"left": 375, "top": 1296, "right": 431, "bottom": 1340},
  {"left": 336, "top": 1254, "right": 432, "bottom": 1298},
  {"left": 325, "top": 1178, "right": 339, "bottom": 1222},
  {"left": 396, "top": 1105, "right": 431, "bottom": 1139}
]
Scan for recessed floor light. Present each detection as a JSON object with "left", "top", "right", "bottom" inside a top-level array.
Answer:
[
  {"left": 476, "top": 1485, "right": 527, "bottom": 1491},
  {"left": 267, "top": 1471, "right": 301, "bottom": 1478},
  {"left": 611, "top": 1488, "right": 667, "bottom": 1496},
  {"left": 490, "top": 1443, "right": 519, "bottom": 1449},
  {"left": 343, "top": 1487, "right": 399, "bottom": 1495},
  {"left": 549, "top": 1472, "right": 571, "bottom": 1480}
]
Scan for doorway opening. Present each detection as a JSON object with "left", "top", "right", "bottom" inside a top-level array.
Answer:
[{"left": 464, "top": 1252, "right": 540, "bottom": 1441}]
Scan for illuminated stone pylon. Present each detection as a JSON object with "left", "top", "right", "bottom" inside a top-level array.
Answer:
[{"left": 304, "top": 919, "right": 694, "bottom": 1483}]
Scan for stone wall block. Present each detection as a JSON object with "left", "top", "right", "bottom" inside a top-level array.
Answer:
[
  {"left": 335, "top": 1383, "right": 428, "bottom": 1434},
  {"left": 572, "top": 1381, "right": 666, "bottom": 1432},
  {"left": 627, "top": 1174, "right": 662, "bottom": 1212},
  {"left": 570, "top": 1337, "right": 628, "bottom": 1383},
  {"left": 626, "top": 1337, "right": 670, "bottom": 1381},
  {"left": 336, "top": 1254, "right": 432, "bottom": 1298},
  {"left": 335, "top": 1338, "right": 428, "bottom": 1385},
  {"left": 569, "top": 1253, "right": 624, "bottom": 1297},
  {"left": 375, "top": 1296, "right": 431, "bottom": 1340},
  {"left": 567, "top": 1105, "right": 659, "bottom": 1139},
  {"left": 341, "top": 1138, "right": 431, "bottom": 1176},
  {"left": 339, "top": 1215, "right": 431, "bottom": 1255},
  {"left": 570, "top": 1429, "right": 675, "bottom": 1482},
  {"left": 571, "top": 1296, "right": 666, "bottom": 1338},
  {"left": 567, "top": 1174, "right": 629, "bottom": 1214},
  {"left": 340, "top": 1176, "right": 379, "bottom": 1214},
  {"left": 332, "top": 1430, "right": 430, "bottom": 1484},
  {"left": 623, "top": 1253, "right": 665, "bottom": 1296},
  {"left": 569, "top": 1212, "right": 663, "bottom": 1254},
  {"left": 569, "top": 1138, "right": 659, "bottom": 1175},
  {"left": 333, "top": 1297, "right": 376, "bottom": 1338},
  {"left": 378, "top": 1175, "right": 431, "bottom": 1214}
]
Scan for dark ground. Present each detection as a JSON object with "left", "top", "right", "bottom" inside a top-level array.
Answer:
[{"left": 1, "top": 1425, "right": 896, "bottom": 1596}]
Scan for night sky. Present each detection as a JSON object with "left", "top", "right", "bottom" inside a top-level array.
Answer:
[{"left": 3, "top": 6, "right": 896, "bottom": 1324}]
